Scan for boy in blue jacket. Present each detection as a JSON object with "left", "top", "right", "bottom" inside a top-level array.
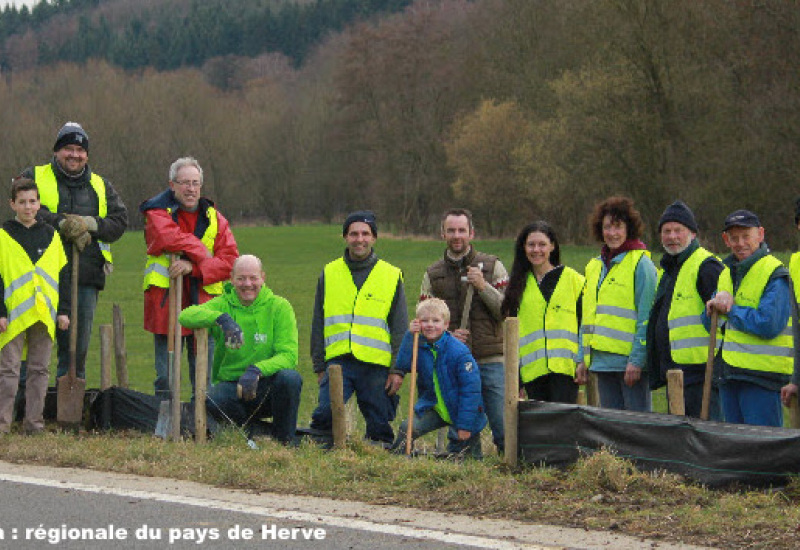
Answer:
[{"left": 390, "top": 298, "right": 486, "bottom": 457}]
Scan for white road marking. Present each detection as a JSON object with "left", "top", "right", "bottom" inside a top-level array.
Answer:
[{"left": 0, "top": 472, "right": 557, "bottom": 550}]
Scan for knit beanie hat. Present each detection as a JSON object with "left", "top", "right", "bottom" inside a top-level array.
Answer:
[
  {"left": 343, "top": 210, "right": 378, "bottom": 237},
  {"left": 53, "top": 122, "right": 89, "bottom": 153},
  {"left": 658, "top": 200, "right": 698, "bottom": 233}
]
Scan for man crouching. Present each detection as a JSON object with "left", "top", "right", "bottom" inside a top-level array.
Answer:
[{"left": 179, "top": 254, "right": 302, "bottom": 445}]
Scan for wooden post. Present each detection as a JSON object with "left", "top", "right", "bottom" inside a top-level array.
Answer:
[
  {"left": 99, "top": 325, "right": 113, "bottom": 391},
  {"left": 666, "top": 369, "right": 685, "bottom": 416},
  {"left": 576, "top": 389, "right": 587, "bottom": 405},
  {"left": 503, "top": 317, "right": 519, "bottom": 468},
  {"left": 328, "top": 364, "right": 346, "bottom": 448},
  {"left": 194, "top": 329, "right": 208, "bottom": 444},
  {"left": 170, "top": 275, "right": 183, "bottom": 442},
  {"left": 790, "top": 395, "right": 800, "bottom": 430},
  {"left": 112, "top": 304, "right": 129, "bottom": 388}
]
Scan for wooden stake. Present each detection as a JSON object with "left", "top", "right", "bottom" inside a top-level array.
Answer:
[
  {"left": 328, "top": 364, "right": 346, "bottom": 448},
  {"left": 99, "top": 325, "right": 113, "bottom": 391},
  {"left": 112, "top": 304, "right": 129, "bottom": 388},
  {"left": 666, "top": 369, "right": 685, "bottom": 416},
  {"left": 194, "top": 329, "right": 208, "bottom": 444},
  {"left": 504, "top": 317, "right": 520, "bottom": 468},
  {"left": 789, "top": 394, "right": 800, "bottom": 430},
  {"left": 586, "top": 371, "right": 600, "bottom": 407},
  {"left": 405, "top": 332, "right": 420, "bottom": 456},
  {"left": 170, "top": 272, "right": 183, "bottom": 441},
  {"left": 700, "top": 310, "right": 718, "bottom": 420}
]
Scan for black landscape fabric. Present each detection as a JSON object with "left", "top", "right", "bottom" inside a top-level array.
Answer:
[{"left": 518, "top": 400, "right": 800, "bottom": 487}]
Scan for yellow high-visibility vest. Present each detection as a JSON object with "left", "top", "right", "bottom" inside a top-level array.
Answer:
[
  {"left": 0, "top": 230, "right": 67, "bottom": 348},
  {"left": 718, "top": 256, "right": 793, "bottom": 375},
  {"left": 665, "top": 247, "right": 721, "bottom": 363},
  {"left": 323, "top": 258, "right": 402, "bottom": 367},
  {"left": 142, "top": 205, "right": 221, "bottom": 294},
  {"left": 582, "top": 250, "right": 648, "bottom": 365},
  {"left": 518, "top": 267, "right": 584, "bottom": 383},
  {"left": 789, "top": 251, "right": 800, "bottom": 307},
  {"left": 35, "top": 164, "right": 113, "bottom": 264}
]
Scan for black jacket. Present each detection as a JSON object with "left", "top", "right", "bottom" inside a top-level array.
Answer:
[{"left": 22, "top": 159, "right": 128, "bottom": 290}]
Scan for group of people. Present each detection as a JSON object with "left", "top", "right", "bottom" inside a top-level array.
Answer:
[{"left": 1, "top": 122, "right": 799, "bottom": 451}]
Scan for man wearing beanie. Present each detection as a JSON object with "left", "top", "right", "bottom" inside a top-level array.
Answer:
[
  {"left": 17, "top": 122, "right": 128, "bottom": 382},
  {"left": 309, "top": 210, "right": 408, "bottom": 445},
  {"left": 646, "top": 200, "right": 724, "bottom": 419},
  {"left": 705, "top": 209, "right": 797, "bottom": 427}
]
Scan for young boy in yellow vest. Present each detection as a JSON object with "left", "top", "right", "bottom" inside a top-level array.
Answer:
[
  {"left": 390, "top": 299, "right": 486, "bottom": 457},
  {"left": 0, "top": 179, "right": 70, "bottom": 434}
]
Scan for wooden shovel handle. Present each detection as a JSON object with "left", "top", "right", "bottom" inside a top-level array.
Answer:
[
  {"left": 700, "top": 310, "right": 718, "bottom": 420},
  {"left": 405, "top": 332, "right": 420, "bottom": 455},
  {"left": 68, "top": 243, "right": 79, "bottom": 380}
]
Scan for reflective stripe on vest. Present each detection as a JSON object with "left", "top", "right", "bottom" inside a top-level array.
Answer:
[
  {"left": 0, "top": 229, "right": 67, "bottom": 348},
  {"left": 141, "top": 205, "right": 222, "bottom": 295},
  {"left": 718, "top": 256, "right": 793, "bottom": 375},
  {"left": 665, "top": 247, "right": 722, "bottom": 363},
  {"left": 518, "top": 267, "right": 584, "bottom": 383},
  {"left": 35, "top": 164, "right": 113, "bottom": 264},
  {"left": 582, "top": 250, "right": 648, "bottom": 364},
  {"left": 323, "top": 258, "right": 402, "bottom": 367}
]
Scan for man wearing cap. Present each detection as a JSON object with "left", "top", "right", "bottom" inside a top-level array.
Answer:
[
  {"left": 705, "top": 209, "right": 795, "bottom": 426},
  {"left": 18, "top": 122, "right": 128, "bottom": 381},
  {"left": 646, "top": 201, "right": 724, "bottom": 419},
  {"left": 140, "top": 157, "right": 238, "bottom": 399},
  {"left": 419, "top": 208, "right": 508, "bottom": 453},
  {"left": 309, "top": 211, "right": 409, "bottom": 445}
]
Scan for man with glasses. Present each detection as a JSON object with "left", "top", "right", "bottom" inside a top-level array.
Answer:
[{"left": 140, "top": 157, "right": 238, "bottom": 399}]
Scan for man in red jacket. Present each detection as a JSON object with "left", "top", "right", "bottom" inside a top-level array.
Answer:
[{"left": 140, "top": 157, "right": 238, "bottom": 399}]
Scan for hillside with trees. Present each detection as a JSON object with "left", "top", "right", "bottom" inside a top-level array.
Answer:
[{"left": 0, "top": 0, "right": 798, "bottom": 248}]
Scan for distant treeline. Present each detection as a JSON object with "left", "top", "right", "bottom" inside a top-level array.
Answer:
[
  {"left": 0, "top": 0, "right": 798, "bottom": 249},
  {"left": 0, "top": 0, "right": 412, "bottom": 70}
]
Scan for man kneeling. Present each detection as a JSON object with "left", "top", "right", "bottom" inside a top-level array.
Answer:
[
  {"left": 390, "top": 298, "right": 486, "bottom": 458},
  {"left": 179, "top": 254, "right": 301, "bottom": 445}
]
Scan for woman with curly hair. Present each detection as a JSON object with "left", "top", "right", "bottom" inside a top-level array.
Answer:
[
  {"left": 502, "top": 221, "right": 585, "bottom": 403},
  {"left": 575, "top": 196, "right": 657, "bottom": 411}
]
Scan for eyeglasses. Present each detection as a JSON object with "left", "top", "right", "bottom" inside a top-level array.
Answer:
[{"left": 174, "top": 180, "right": 202, "bottom": 188}]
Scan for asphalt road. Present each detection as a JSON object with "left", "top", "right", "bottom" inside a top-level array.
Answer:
[{"left": 0, "top": 462, "right": 712, "bottom": 550}]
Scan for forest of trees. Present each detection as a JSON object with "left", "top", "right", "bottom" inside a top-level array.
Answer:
[{"left": 0, "top": 0, "right": 798, "bottom": 249}]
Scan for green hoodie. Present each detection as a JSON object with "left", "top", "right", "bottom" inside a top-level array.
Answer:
[{"left": 179, "top": 282, "right": 298, "bottom": 384}]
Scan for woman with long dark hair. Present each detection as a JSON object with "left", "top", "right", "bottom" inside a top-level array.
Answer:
[
  {"left": 502, "top": 221, "right": 585, "bottom": 402},
  {"left": 575, "top": 196, "right": 657, "bottom": 411}
]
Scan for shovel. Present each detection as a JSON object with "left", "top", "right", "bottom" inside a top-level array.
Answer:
[
  {"left": 57, "top": 243, "right": 85, "bottom": 425},
  {"left": 404, "top": 331, "right": 420, "bottom": 455},
  {"left": 700, "top": 310, "right": 719, "bottom": 421}
]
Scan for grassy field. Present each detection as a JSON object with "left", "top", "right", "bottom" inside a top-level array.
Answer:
[
  {"left": 75, "top": 224, "right": 666, "bottom": 431},
  {"left": 72, "top": 224, "right": 799, "bottom": 428}
]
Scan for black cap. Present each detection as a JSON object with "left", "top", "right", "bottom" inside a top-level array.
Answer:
[
  {"left": 343, "top": 210, "right": 377, "bottom": 237},
  {"left": 723, "top": 209, "right": 761, "bottom": 231},
  {"left": 53, "top": 122, "right": 89, "bottom": 153},
  {"left": 658, "top": 200, "right": 698, "bottom": 233}
]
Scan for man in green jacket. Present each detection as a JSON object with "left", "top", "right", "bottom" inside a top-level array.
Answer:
[{"left": 179, "top": 254, "right": 302, "bottom": 444}]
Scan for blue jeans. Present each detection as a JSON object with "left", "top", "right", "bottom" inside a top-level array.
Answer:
[
  {"left": 153, "top": 333, "right": 215, "bottom": 400},
  {"left": 595, "top": 370, "right": 651, "bottom": 412},
  {"left": 206, "top": 369, "right": 302, "bottom": 444},
  {"left": 55, "top": 285, "right": 98, "bottom": 379},
  {"left": 448, "top": 360, "right": 504, "bottom": 453},
  {"left": 392, "top": 408, "right": 482, "bottom": 458},
  {"left": 310, "top": 357, "right": 399, "bottom": 443},
  {"left": 720, "top": 379, "right": 782, "bottom": 427}
]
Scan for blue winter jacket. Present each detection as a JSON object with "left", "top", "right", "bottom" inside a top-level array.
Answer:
[{"left": 395, "top": 331, "right": 487, "bottom": 433}]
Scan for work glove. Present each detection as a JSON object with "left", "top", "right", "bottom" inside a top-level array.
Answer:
[
  {"left": 215, "top": 313, "right": 243, "bottom": 349},
  {"left": 59, "top": 214, "right": 89, "bottom": 241},
  {"left": 238, "top": 365, "right": 261, "bottom": 402},
  {"left": 81, "top": 215, "right": 98, "bottom": 232},
  {"left": 73, "top": 231, "right": 92, "bottom": 252}
]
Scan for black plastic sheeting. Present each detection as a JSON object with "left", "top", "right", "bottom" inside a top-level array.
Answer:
[{"left": 518, "top": 400, "right": 800, "bottom": 487}]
